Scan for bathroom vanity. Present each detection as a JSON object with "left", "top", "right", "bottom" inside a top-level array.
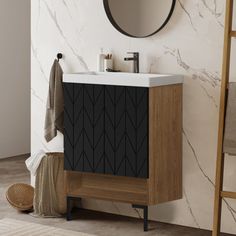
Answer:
[{"left": 63, "top": 72, "right": 183, "bottom": 231}]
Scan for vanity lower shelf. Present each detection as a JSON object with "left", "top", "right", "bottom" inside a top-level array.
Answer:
[
  {"left": 69, "top": 188, "right": 147, "bottom": 204},
  {"left": 65, "top": 171, "right": 148, "bottom": 205}
]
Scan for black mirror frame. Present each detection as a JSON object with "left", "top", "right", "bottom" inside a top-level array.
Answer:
[{"left": 103, "top": 0, "right": 176, "bottom": 38}]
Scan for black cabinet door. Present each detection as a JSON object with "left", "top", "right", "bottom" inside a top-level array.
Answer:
[{"left": 64, "top": 83, "right": 148, "bottom": 178}]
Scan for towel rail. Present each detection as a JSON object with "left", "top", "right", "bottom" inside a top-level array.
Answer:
[
  {"left": 220, "top": 191, "right": 236, "bottom": 200},
  {"left": 230, "top": 31, "right": 236, "bottom": 37}
]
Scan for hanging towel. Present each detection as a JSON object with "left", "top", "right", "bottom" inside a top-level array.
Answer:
[
  {"left": 25, "top": 150, "right": 46, "bottom": 176},
  {"left": 44, "top": 59, "right": 64, "bottom": 142},
  {"left": 223, "top": 82, "right": 236, "bottom": 155},
  {"left": 32, "top": 152, "right": 66, "bottom": 218}
]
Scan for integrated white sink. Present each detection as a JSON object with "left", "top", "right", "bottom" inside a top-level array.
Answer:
[{"left": 63, "top": 72, "right": 183, "bottom": 87}]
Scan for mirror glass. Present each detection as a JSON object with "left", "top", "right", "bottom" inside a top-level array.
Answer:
[{"left": 104, "top": 0, "right": 175, "bottom": 38}]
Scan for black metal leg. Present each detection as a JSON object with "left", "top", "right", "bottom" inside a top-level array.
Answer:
[
  {"left": 143, "top": 206, "right": 148, "bottom": 232},
  {"left": 132, "top": 205, "right": 148, "bottom": 232},
  {"left": 67, "top": 196, "right": 72, "bottom": 221},
  {"left": 67, "top": 196, "right": 81, "bottom": 221}
]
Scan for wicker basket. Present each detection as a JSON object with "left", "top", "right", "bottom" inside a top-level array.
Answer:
[{"left": 6, "top": 183, "right": 34, "bottom": 211}]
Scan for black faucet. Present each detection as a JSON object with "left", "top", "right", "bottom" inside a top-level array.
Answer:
[{"left": 124, "top": 52, "right": 139, "bottom": 73}]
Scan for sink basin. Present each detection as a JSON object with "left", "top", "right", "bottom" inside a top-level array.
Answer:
[{"left": 63, "top": 72, "right": 183, "bottom": 87}]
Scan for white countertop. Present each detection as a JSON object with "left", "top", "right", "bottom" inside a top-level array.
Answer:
[{"left": 63, "top": 72, "right": 183, "bottom": 88}]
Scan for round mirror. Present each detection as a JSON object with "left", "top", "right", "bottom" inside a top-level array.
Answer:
[{"left": 103, "top": 0, "right": 176, "bottom": 38}]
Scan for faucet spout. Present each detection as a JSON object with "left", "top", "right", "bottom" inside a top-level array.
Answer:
[{"left": 124, "top": 57, "right": 135, "bottom": 61}]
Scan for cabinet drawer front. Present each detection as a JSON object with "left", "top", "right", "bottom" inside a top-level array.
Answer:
[{"left": 64, "top": 83, "right": 148, "bottom": 178}]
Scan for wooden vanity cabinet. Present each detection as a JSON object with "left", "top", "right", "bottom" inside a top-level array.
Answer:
[{"left": 64, "top": 82, "right": 182, "bottom": 230}]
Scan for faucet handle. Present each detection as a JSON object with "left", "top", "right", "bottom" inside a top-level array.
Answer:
[
  {"left": 127, "top": 52, "right": 139, "bottom": 58},
  {"left": 127, "top": 52, "right": 139, "bottom": 55}
]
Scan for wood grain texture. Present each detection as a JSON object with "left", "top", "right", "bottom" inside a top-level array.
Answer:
[
  {"left": 148, "top": 84, "right": 183, "bottom": 204},
  {"left": 65, "top": 171, "right": 148, "bottom": 205}
]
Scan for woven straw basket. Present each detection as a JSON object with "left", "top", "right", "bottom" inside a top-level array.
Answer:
[{"left": 6, "top": 183, "right": 34, "bottom": 211}]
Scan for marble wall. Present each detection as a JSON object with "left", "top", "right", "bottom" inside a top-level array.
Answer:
[{"left": 31, "top": 0, "right": 236, "bottom": 234}]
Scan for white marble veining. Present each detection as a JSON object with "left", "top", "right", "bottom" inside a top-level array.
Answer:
[
  {"left": 31, "top": 0, "right": 236, "bottom": 234},
  {"left": 63, "top": 72, "right": 183, "bottom": 87}
]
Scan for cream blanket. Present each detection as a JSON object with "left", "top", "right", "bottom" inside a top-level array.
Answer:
[
  {"left": 25, "top": 150, "right": 46, "bottom": 176},
  {"left": 33, "top": 152, "right": 66, "bottom": 217}
]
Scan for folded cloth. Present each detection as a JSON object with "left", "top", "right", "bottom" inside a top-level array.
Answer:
[
  {"left": 223, "top": 82, "right": 236, "bottom": 155},
  {"left": 32, "top": 152, "right": 66, "bottom": 218},
  {"left": 25, "top": 150, "right": 46, "bottom": 176},
  {"left": 44, "top": 59, "right": 64, "bottom": 142}
]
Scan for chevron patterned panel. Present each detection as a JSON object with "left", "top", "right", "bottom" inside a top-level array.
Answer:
[{"left": 64, "top": 83, "right": 148, "bottom": 178}]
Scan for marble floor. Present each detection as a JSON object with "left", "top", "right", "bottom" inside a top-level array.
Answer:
[{"left": 0, "top": 155, "right": 232, "bottom": 236}]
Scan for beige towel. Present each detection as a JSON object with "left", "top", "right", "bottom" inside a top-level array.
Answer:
[
  {"left": 44, "top": 59, "right": 64, "bottom": 142},
  {"left": 33, "top": 153, "right": 66, "bottom": 217},
  {"left": 223, "top": 82, "right": 236, "bottom": 155}
]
